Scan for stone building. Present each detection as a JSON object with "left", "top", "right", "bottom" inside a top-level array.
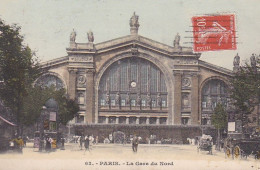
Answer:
[{"left": 37, "top": 13, "right": 236, "bottom": 142}]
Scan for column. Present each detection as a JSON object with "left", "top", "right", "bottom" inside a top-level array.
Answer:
[
  {"left": 146, "top": 117, "right": 150, "bottom": 125},
  {"left": 68, "top": 68, "right": 77, "bottom": 99},
  {"left": 116, "top": 116, "right": 119, "bottom": 124},
  {"left": 126, "top": 116, "right": 129, "bottom": 124},
  {"left": 85, "top": 69, "right": 95, "bottom": 123},
  {"left": 191, "top": 73, "right": 199, "bottom": 125},
  {"left": 136, "top": 117, "right": 140, "bottom": 124},
  {"left": 173, "top": 71, "right": 182, "bottom": 124},
  {"left": 156, "top": 117, "right": 160, "bottom": 125},
  {"left": 105, "top": 116, "right": 109, "bottom": 124}
]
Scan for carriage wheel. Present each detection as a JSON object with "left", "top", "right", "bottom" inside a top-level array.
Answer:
[
  {"left": 226, "top": 148, "right": 232, "bottom": 158},
  {"left": 234, "top": 146, "right": 240, "bottom": 159}
]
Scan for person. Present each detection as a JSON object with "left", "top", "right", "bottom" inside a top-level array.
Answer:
[
  {"left": 60, "top": 137, "right": 65, "bottom": 150},
  {"left": 12, "top": 136, "right": 24, "bottom": 153},
  {"left": 45, "top": 136, "right": 52, "bottom": 152},
  {"left": 79, "top": 135, "right": 84, "bottom": 150},
  {"left": 84, "top": 136, "right": 90, "bottom": 152},
  {"left": 132, "top": 135, "right": 139, "bottom": 152}
]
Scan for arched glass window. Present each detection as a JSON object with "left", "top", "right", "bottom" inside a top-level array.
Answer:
[
  {"left": 98, "top": 58, "right": 167, "bottom": 108},
  {"left": 35, "top": 74, "right": 65, "bottom": 90},
  {"left": 201, "top": 79, "right": 228, "bottom": 125}
]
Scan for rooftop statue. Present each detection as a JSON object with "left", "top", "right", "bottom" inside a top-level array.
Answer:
[
  {"left": 70, "top": 29, "right": 76, "bottom": 42},
  {"left": 233, "top": 53, "right": 240, "bottom": 67},
  {"left": 250, "top": 53, "right": 257, "bottom": 68},
  {"left": 129, "top": 12, "right": 139, "bottom": 28},
  {"left": 87, "top": 31, "right": 94, "bottom": 43},
  {"left": 173, "top": 33, "right": 180, "bottom": 47}
]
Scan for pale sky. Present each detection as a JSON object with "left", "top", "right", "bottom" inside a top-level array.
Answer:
[{"left": 1, "top": 0, "right": 260, "bottom": 69}]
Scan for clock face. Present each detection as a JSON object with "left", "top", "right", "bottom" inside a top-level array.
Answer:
[{"left": 130, "top": 81, "right": 137, "bottom": 88}]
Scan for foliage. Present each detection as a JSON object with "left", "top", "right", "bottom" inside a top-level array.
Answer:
[
  {"left": 212, "top": 103, "right": 227, "bottom": 130},
  {"left": 22, "top": 86, "right": 79, "bottom": 126},
  {"left": 230, "top": 58, "right": 260, "bottom": 117},
  {"left": 0, "top": 19, "right": 41, "bottom": 134}
]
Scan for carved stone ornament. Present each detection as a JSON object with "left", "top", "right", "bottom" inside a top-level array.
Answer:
[
  {"left": 77, "top": 75, "right": 86, "bottom": 84},
  {"left": 182, "top": 78, "right": 191, "bottom": 87},
  {"left": 129, "top": 12, "right": 139, "bottom": 28},
  {"left": 70, "top": 29, "right": 76, "bottom": 42},
  {"left": 69, "top": 56, "right": 93, "bottom": 62}
]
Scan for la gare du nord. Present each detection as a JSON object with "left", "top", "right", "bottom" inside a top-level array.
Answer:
[
  {"left": 97, "top": 161, "right": 174, "bottom": 166},
  {"left": 0, "top": 12, "right": 260, "bottom": 164}
]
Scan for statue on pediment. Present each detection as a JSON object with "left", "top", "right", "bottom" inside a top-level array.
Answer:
[
  {"left": 70, "top": 29, "right": 76, "bottom": 42},
  {"left": 87, "top": 31, "right": 94, "bottom": 43},
  {"left": 173, "top": 33, "right": 180, "bottom": 48},
  {"left": 233, "top": 53, "right": 240, "bottom": 72},
  {"left": 130, "top": 12, "right": 139, "bottom": 28},
  {"left": 250, "top": 53, "right": 257, "bottom": 68}
]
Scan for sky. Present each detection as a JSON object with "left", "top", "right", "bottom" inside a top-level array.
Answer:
[{"left": 1, "top": 0, "right": 260, "bottom": 70}]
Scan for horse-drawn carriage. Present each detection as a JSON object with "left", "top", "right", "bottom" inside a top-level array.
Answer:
[
  {"left": 197, "top": 135, "right": 213, "bottom": 155},
  {"left": 224, "top": 133, "right": 260, "bottom": 159}
]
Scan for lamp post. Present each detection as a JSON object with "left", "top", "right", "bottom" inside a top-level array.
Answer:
[{"left": 39, "top": 106, "right": 48, "bottom": 152}]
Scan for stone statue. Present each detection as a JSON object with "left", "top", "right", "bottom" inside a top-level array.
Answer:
[
  {"left": 250, "top": 53, "right": 257, "bottom": 68},
  {"left": 105, "top": 92, "right": 110, "bottom": 105},
  {"left": 157, "top": 93, "right": 162, "bottom": 107},
  {"left": 147, "top": 93, "right": 152, "bottom": 107},
  {"left": 129, "top": 12, "right": 139, "bottom": 28},
  {"left": 126, "top": 93, "right": 130, "bottom": 105},
  {"left": 87, "top": 31, "right": 94, "bottom": 43},
  {"left": 173, "top": 33, "right": 180, "bottom": 47},
  {"left": 70, "top": 29, "right": 76, "bottom": 42},
  {"left": 115, "top": 92, "right": 120, "bottom": 105},
  {"left": 233, "top": 53, "right": 240, "bottom": 68},
  {"left": 137, "top": 93, "right": 141, "bottom": 106}
]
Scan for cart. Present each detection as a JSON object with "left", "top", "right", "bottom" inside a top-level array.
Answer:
[{"left": 197, "top": 135, "right": 213, "bottom": 155}]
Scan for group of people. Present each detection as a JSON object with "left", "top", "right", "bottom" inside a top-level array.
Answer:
[{"left": 79, "top": 135, "right": 98, "bottom": 151}]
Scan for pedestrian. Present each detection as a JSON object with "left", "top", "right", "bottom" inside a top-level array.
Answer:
[
  {"left": 84, "top": 136, "right": 90, "bottom": 153},
  {"left": 79, "top": 135, "right": 84, "bottom": 150},
  {"left": 60, "top": 137, "right": 65, "bottom": 150},
  {"left": 132, "top": 135, "right": 139, "bottom": 152},
  {"left": 45, "top": 136, "right": 52, "bottom": 152}
]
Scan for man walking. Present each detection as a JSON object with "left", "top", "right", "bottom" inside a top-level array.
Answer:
[
  {"left": 132, "top": 135, "right": 139, "bottom": 152},
  {"left": 84, "top": 136, "right": 90, "bottom": 153}
]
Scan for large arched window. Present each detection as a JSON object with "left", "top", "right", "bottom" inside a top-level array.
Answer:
[
  {"left": 201, "top": 79, "right": 228, "bottom": 125},
  {"left": 35, "top": 74, "right": 65, "bottom": 90},
  {"left": 98, "top": 57, "right": 167, "bottom": 109}
]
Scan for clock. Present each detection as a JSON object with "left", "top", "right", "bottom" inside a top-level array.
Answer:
[{"left": 130, "top": 81, "right": 137, "bottom": 88}]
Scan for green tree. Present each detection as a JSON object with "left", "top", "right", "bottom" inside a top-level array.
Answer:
[
  {"left": 0, "top": 19, "right": 41, "bottom": 135},
  {"left": 230, "top": 56, "right": 260, "bottom": 134},
  {"left": 211, "top": 103, "right": 227, "bottom": 151}
]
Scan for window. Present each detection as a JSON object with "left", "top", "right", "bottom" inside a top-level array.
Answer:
[
  {"left": 152, "top": 100, "right": 156, "bottom": 107},
  {"left": 141, "top": 99, "right": 146, "bottom": 106},
  {"left": 100, "top": 99, "right": 105, "bottom": 106},
  {"left": 131, "top": 99, "right": 136, "bottom": 106},
  {"left": 111, "top": 99, "right": 116, "bottom": 106},
  {"left": 181, "top": 118, "right": 190, "bottom": 125},
  {"left": 202, "top": 102, "right": 207, "bottom": 108},
  {"left": 162, "top": 100, "right": 166, "bottom": 107},
  {"left": 121, "top": 99, "right": 126, "bottom": 106}
]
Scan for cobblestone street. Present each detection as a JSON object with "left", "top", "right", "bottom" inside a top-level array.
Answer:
[{"left": 0, "top": 143, "right": 260, "bottom": 170}]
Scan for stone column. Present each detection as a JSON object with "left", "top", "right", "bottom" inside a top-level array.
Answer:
[
  {"left": 146, "top": 117, "right": 150, "bottom": 125},
  {"left": 156, "top": 117, "right": 160, "bottom": 125},
  {"left": 136, "top": 117, "right": 140, "bottom": 124},
  {"left": 116, "top": 117, "right": 119, "bottom": 124},
  {"left": 68, "top": 68, "right": 77, "bottom": 99},
  {"left": 126, "top": 117, "right": 129, "bottom": 124},
  {"left": 85, "top": 69, "right": 95, "bottom": 123},
  {"left": 191, "top": 73, "right": 199, "bottom": 125},
  {"left": 105, "top": 116, "right": 109, "bottom": 124},
  {"left": 173, "top": 71, "right": 182, "bottom": 124}
]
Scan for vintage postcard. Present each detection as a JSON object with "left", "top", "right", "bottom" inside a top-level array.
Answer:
[{"left": 0, "top": 0, "right": 260, "bottom": 170}]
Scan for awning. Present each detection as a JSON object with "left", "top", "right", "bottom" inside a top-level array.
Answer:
[{"left": 0, "top": 115, "right": 16, "bottom": 126}]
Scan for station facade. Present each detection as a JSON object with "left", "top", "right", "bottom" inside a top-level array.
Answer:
[{"left": 37, "top": 13, "right": 237, "bottom": 141}]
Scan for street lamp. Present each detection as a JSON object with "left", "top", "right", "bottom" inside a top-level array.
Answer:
[{"left": 39, "top": 106, "right": 47, "bottom": 152}]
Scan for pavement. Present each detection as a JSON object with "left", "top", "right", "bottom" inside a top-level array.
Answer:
[{"left": 0, "top": 143, "right": 260, "bottom": 170}]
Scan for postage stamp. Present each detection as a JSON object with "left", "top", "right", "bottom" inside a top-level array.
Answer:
[{"left": 192, "top": 14, "right": 236, "bottom": 52}]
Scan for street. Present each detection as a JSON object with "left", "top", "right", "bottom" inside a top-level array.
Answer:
[{"left": 0, "top": 143, "right": 260, "bottom": 170}]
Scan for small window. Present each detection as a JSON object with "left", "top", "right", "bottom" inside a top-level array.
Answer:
[
  {"left": 141, "top": 99, "right": 146, "bottom": 106},
  {"left": 111, "top": 99, "right": 116, "bottom": 106},
  {"left": 181, "top": 117, "right": 190, "bottom": 125},
  {"left": 162, "top": 100, "right": 166, "bottom": 107},
  {"left": 121, "top": 99, "right": 126, "bottom": 106},
  {"left": 131, "top": 99, "right": 136, "bottom": 106},
  {"left": 202, "top": 102, "right": 207, "bottom": 108},
  {"left": 152, "top": 100, "right": 156, "bottom": 107},
  {"left": 100, "top": 99, "right": 105, "bottom": 106}
]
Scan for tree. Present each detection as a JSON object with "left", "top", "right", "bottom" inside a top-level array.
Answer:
[
  {"left": 211, "top": 103, "right": 227, "bottom": 151},
  {"left": 230, "top": 55, "right": 260, "bottom": 134},
  {"left": 0, "top": 19, "right": 41, "bottom": 135},
  {"left": 22, "top": 86, "right": 79, "bottom": 127}
]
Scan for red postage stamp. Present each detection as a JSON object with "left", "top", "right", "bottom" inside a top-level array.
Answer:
[{"left": 192, "top": 14, "right": 236, "bottom": 52}]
